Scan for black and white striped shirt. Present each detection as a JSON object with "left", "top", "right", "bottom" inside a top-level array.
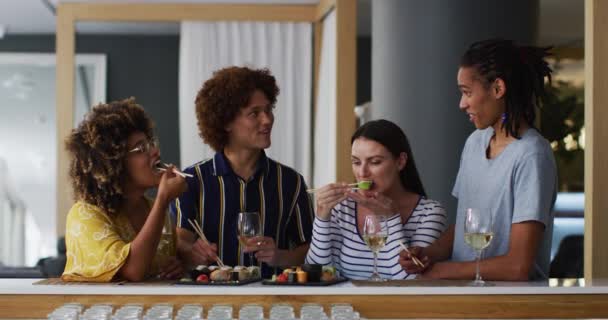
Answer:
[{"left": 305, "top": 197, "right": 447, "bottom": 280}]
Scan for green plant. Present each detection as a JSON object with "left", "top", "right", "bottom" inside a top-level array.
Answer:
[{"left": 540, "top": 61, "right": 585, "bottom": 191}]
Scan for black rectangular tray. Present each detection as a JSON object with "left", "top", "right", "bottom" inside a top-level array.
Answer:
[
  {"left": 175, "top": 277, "right": 261, "bottom": 286},
  {"left": 261, "top": 277, "right": 348, "bottom": 286}
]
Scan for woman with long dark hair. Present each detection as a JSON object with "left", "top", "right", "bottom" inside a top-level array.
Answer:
[
  {"left": 400, "top": 39, "right": 557, "bottom": 281},
  {"left": 306, "top": 119, "right": 447, "bottom": 280}
]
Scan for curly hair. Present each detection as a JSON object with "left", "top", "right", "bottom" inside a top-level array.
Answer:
[
  {"left": 65, "top": 98, "right": 155, "bottom": 214},
  {"left": 195, "top": 66, "right": 279, "bottom": 151}
]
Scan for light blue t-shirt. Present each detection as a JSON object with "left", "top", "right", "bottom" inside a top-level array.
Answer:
[{"left": 452, "top": 127, "right": 557, "bottom": 280}]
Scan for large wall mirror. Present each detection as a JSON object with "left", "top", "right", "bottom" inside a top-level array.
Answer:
[
  {"left": 51, "top": 0, "right": 608, "bottom": 275},
  {"left": 0, "top": 53, "right": 106, "bottom": 267}
]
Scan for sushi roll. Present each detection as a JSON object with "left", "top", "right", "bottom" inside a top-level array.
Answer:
[
  {"left": 190, "top": 265, "right": 207, "bottom": 279},
  {"left": 210, "top": 269, "right": 231, "bottom": 281},
  {"left": 231, "top": 271, "right": 240, "bottom": 282},
  {"left": 237, "top": 268, "right": 251, "bottom": 281},
  {"left": 247, "top": 266, "right": 261, "bottom": 279}
]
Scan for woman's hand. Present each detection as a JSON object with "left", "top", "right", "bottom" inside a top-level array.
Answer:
[
  {"left": 244, "top": 236, "right": 282, "bottom": 266},
  {"left": 398, "top": 246, "right": 430, "bottom": 274},
  {"left": 157, "top": 165, "right": 187, "bottom": 203},
  {"left": 347, "top": 190, "right": 398, "bottom": 215},
  {"left": 158, "top": 256, "right": 185, "bottom": 280},
  {"left": 314, "top": 183, "right": 350, "bottom": 220}
]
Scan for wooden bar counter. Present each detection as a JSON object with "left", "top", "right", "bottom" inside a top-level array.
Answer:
[{"left": 2, "top": 278, "right": 608, "bottom": 319}]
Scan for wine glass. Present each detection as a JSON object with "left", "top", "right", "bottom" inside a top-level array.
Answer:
[
  {"left": 237, "top": 211, "right": 262, "bottom": 266},
  {"left": 464, "top": 208, "right": 494, "bottom": 286},
  {"left": 362, "top": 214, "right": 388, "bottom": 281}
]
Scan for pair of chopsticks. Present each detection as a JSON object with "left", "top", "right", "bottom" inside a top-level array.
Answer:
[
  {"left": 306, "top": 182, "right": 360, "bottom": 193},
  {"left": 399, "top": 241, "right": 425, "bottom": 268},
  {"left": 187, "top": 218, "right": 225, "bottom": 267},
  {"left": 156, "top": 162, "right": 193, "bottom": 178}
]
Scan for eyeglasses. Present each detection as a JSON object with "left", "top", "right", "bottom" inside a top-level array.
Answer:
[{"left": 127, "top": 137, "right": 159, "bottom": 154}]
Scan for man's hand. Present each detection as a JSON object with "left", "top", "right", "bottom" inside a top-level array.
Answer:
[
  {"left": 244, "top": 236, "right": 282, "bottom": 266},
  {"left": 158, "top": 256, "right": 185, "bottom": 280},
  {"left": 191, "top": 239, "right": 219, "bottom": 265}
]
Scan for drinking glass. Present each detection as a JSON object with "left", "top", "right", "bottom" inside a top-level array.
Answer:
[
  {"left": 464, "top": 208, "right": 494, "bottom": 286},
  {"left": 237, "top": 211, "right": 262, "bottom": 266},
  {"left": 239, "top": 304, "right": 264, "bottom": 320},
  {"left": 362, "top": 215, "right": 388, "bottom": 281},
  {"left": 208, "top": 304, "right": 233, "bottom": 320}
]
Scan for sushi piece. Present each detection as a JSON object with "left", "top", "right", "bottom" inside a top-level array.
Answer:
[
  {"left": 357, "top": 180, "right": 373, "bottom": 190},
  {"left": 247, "top": 266, "right": 261, "bottom": 279},
  {"left": 190, "top": 265, "right": 208, "bottom": 279},
  {"left": 237, "top": 268, "right": 251, "bottom": 281},
  {"left": 296, "top": 271, "right": 308, "bottom": 283},
  {"left": 210, "top": 269, "right": 231, "bottom": 281}
]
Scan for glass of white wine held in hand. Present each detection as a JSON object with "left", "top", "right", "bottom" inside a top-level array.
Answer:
[
  {"left": 363, "top": 214, "right": 388, "bottom": 282},
  {"left": 464, "top": 208, "right": 494, "bottom": 286},
  {"left": 237, "top": 211, "right": 262, "bottom": 267}
]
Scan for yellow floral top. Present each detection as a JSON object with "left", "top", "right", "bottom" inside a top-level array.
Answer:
[{"left": 61, "top": 200, "right": 176, "bottom": 282}]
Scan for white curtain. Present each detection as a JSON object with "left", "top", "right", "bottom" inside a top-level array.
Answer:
[
  {"left": 312, "top": 10, "right": 337, "bottom": 188},
  {"left": 0, "top": 158, "right": 26, "bottom": 266},
  {"left": 179, "top": 21, "right": 312, "bottom": 181}
]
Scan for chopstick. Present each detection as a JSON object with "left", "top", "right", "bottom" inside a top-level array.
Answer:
[
  {"left": 156, "top": 166, "right": 193, "bottom": 178},
  {"left": 399, "top": 241, "right": 425, "bottom": 268},
  {"left": 307, "top": 182, "right": 361, "bottom": 193},
  {"left": 187, "top": 218, "right": 225, "bottom": 267}
]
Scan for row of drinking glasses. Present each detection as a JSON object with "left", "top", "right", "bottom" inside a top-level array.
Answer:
[
  {"left": 49, "top": 303, "right": 361, "bottom": 320},
  {"left": 48, "top": 303, "right": 114, "bottom": 320}
]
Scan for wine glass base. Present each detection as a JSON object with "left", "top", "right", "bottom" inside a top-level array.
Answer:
[
  {"left": 368, "top": 274, "right": 386, "bottom": 282},
  {"left": 468, "top": 279, "right": 494, "bottom": 287}
]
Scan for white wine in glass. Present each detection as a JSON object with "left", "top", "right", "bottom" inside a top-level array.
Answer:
[
  {"left": 464, "top": 208, "right": 494, "bottom": 286},
  {"left": 237, "top": 211, "right": 262, "bottom": 266},
  {"left": 464, "top": 232, "right": 494, "bottom": 251},
  {"left": 363, "top": 215, "right": 388, "bottom": 282},
  {"left": 363, "top": 234, "right": 388, "bottom": 252}
]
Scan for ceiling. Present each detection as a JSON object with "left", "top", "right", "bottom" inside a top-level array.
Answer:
[{"left": 0, "top": 0, "right": 583, "bottom": 46}]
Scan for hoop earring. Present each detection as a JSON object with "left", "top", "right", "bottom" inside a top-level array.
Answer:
[{"left": 501, "top": 113, "right": 507, "bottom": 123}]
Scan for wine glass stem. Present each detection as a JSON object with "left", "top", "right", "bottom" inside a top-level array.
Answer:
[
  {"left": 475, "top": 250, "right": 482, "bottom": 282},
  {"left": 249, "top": 252, "right": 254, "bottom": 267},
  {"left": 373, "top": 251, "right": 378, "bottom": 276}
]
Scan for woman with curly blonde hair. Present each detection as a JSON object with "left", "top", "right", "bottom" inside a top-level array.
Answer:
[{"left": 62, "top": 98, "right": 187, "bottom": 282}]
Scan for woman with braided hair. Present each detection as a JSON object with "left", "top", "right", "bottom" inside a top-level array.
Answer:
[
  {"left": 61, "top": 98, "right": 187, "bottom": 282},
  {"left": 400, "top": 39, "right": 557, "bottom": 281}
]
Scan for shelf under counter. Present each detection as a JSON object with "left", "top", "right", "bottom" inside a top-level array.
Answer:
[{"left": 2, "top": 278, "right": 608, "bottom": 319}]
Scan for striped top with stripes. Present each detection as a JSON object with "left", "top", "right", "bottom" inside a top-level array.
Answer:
[
  {"left": 305, "top": 197, "right": 447, "bottom": 280},
  {"left": 171, "top": 151, "right": 314, "bottom": 278}
]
